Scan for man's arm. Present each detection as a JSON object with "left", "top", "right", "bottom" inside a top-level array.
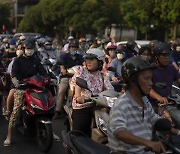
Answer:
[{"left": 149, "top": 89, "right": 168, "bottom": 104}]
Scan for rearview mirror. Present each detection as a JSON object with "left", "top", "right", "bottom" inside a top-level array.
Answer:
[
  {"left": 76, "top": 77, "right": 89, "bottom": 90},
  {"left": 107, "top": 67, "right": 116, "bottom": 72}
]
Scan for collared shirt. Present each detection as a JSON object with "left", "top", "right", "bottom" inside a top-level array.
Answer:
[
  {"left": 59, "top": 52, "right": 84, "bottom": 69},
  {"left": 108, "top": 91, "right": 159, "bottom": 154},
  {"left": 70, "top": 66, "right": 114, "bottom": 109},
  {"left": 109, "top": 58, "right": 123, "bottom": 79}
]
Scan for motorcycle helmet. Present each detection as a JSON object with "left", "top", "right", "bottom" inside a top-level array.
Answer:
[
  {"left": 22, "top": 39, "right": 35, "bottom": 56},
  {"left": 126, "top": 40, "right": 136, "bottom": 50},
  {"left": 84, "top": 48, "right": 105, "bottom": 71},
  {"left": 19, "top": 35, "right": 26, "bottom": 41},
  {"left": 121, "top": 56, "right": 156, "bottom": 83},
  {"left": 153, "top": 42, "right": 171, "bottom": 57},
  {"left": 68, "top": 36, "right": 74, "bottom": 41},
  {"left": 9, "top": 38, "right": 16, "bottom": 49},
  {"left": 106, "top": 42, "right": 117, "bottom": 50},
  {"left": 69, "top": 40, "right": 79, "bottom": 48},
  {"left": 79, "top": 38, "right": 86, "bottom": 43}
]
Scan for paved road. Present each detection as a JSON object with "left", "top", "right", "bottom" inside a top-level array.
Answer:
[{"left": 0, "top": 115, "right": 68, "bottom": 154}]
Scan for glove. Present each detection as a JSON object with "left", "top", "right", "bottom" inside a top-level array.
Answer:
[{"left": 12, "top": 77, "right": 20, "bottom": 88}]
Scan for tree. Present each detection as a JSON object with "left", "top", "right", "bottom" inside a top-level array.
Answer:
[
  {"left": 0, "top": 2, "right": 12, "bottom": 33},
  {"left": 119, "top": 0, "right": 180, "bottom": 40},
  {"left": 153, "top": 0, "right": 180, "bottom": 39},
  {"left": 19, "top": 0, "right": 123, "bottom": 38}
]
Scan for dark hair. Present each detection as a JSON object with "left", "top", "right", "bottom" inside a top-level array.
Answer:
[{"left": 139, "top": 46, "right": 151, "bottom": 56}]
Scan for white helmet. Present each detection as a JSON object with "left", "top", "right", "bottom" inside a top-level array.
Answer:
[
  {"left": 19, "top": 35, "right": 26, "bottom": 41},
  {"left": 68, "top": 36, "right": 74, "bottom": 40},
  {"left": 85, "top": 48, "right": 105, "bottom": 62}
]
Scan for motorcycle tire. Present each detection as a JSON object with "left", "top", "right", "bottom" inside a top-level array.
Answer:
[{"left": 36, "top": 122, "right": 53, "bottom": 153}]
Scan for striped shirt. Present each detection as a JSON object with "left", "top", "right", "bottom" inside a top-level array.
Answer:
[{"left": 108, "top": 91, "right": 159, "bottom": 154}]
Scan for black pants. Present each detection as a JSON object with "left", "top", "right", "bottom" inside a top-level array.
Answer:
[{"left": 72, "top": 106, "right": 93, "bottom": 137}]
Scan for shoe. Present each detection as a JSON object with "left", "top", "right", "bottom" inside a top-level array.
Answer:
[
  {"left": 53, "top": 133, "right": 60, "bottom": 141},
  {"left": 4, "top": 138, "right": 11, "bottom": 147}
]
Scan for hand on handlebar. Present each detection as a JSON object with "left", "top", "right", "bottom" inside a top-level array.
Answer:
[
  {"left": 111, "top": 77, "right": 119, "bottom": 82},
  {"left": 157, "top": 96, "right": 168, "bottom": 105},
  {"left": 76, "top": 96, "right": 89, "bottom": 104},
  {"left": 146, "top": 141, "right": 166, "bottom": 154},
  {"left": 12, "top": 77, "right": 20, "bottom": 88}
]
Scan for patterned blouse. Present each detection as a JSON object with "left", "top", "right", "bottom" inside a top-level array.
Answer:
[{"left": 70, "top": 66, "right": 114, "bottom": 109}]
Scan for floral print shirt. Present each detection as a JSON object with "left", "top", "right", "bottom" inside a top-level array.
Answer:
[{"left": 71, "top": 66, "right": 114, "bottom": 109}]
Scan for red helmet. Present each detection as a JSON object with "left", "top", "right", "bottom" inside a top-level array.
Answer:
[
  {"left": 79, "top": 38, "right": 85, "bottom": 43},
  {"left": 106, "top": 42, "right": 117, "bottom": 50}
]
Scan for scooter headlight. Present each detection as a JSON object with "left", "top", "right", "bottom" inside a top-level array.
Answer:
[
  {"left": 104, "top": 96, "right": 117, "bottom": 107},
  {"left": 98, "top": 116, "right": 108, "bottom": 135}
]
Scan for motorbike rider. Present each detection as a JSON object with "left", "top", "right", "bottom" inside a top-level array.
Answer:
[
  {"left": 108, "top": 56, "right": 180, "bottom": 154},
  {"left": 3, "top": 46, "right": 24, "bottom": 116},
  {"left": 149, "top": 42, "right": 180, "bottom": 105},
  {"left": 53, "top": 41, "right": 84, "bottom": 119},
  {"left": 109, "top": 47, "right": 126, "bottom": 82},
  {"left": 2, "top": 38, "right": 17, "bottom": 59},
  {"left": 139, "top": 46, "right": 152, "bottom": 63},
  {"left": 63, "top": 36, "right": 74, "bottom": 52},
  {"left": 125, "top": 40, "right": 138, "bottom": 59},
  {"left": 102, "top": 42, "right": 117, "bottom": 77},
  {"left": 4, "top": 38, "right": 48, "bottom": 147},
  {"left": 70, "top": 48, "right": 114, "bottom": 137}
]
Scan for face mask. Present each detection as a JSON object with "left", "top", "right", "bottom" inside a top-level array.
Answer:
[
  {"left": 16, "top": 50, "right": 23, "bottom": 57},
  {"left": 109, "top": 50, "right": 116, "bottom": 58},
  {"left": 70, "top": 51, "right": 77, "bottom": 56},
  {"left": 25, "top": 49, "right": 34, "bottom": 56},
  {"left": 10, "top": 45, "right": 15, "bottom": 49},
  {"left": 117, "top": 53, "right": 124, "bottom": 60},
  {"left": 97, "top": 40, "right": 101, "bottom": 44},
  {"left": 45, "top": 45, "right": 51, "bottom": 50},
  {"left": 176, "top": 46, "right": 180, "bottom": 52}
]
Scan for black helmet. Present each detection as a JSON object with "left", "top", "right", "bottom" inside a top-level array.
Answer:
[
  {"left": 154, "top": 42, "right": 171, "bottom": 57},
  {"left": 126, "top": 40, "right": 136, "bottom": 50},
  {"left": 121, "top": 56, "right": 155, "bottom": 83},
  {"left": 69, "top": 40, "right": 79, "bottom": 48},
  {"left": 22, "top": 39, "right": 35, "bottom": 49}
]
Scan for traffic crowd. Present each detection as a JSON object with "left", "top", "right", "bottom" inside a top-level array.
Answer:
[{"left": 0, "top": 34, "right": 180, "bottom": 153}]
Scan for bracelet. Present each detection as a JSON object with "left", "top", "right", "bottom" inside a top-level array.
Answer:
[{"left": 178, "top": 130, "right": 180, "bottom": 135}]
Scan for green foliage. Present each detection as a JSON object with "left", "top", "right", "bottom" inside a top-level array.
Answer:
[
  {"left": 19, "top": 0, "right": 122, "bottom": 37},
  {"left": 0, "top": 2, "right": 11, "bottom": 30},
  {"left": 120, "top": 0, "right": 180, "bottom": 39}
]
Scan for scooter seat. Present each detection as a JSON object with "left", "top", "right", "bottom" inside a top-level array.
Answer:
[{"left": 72, "top": 135, "right": 111, "bottom": 154}]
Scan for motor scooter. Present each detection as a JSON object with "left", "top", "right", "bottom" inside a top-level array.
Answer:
[
  {"left": 3, "top": 75, "right": 55, "bottom": 152},
  {"left": 61, "top": 130, "right": 111, "bottom": 154},
  {"left": 63, "top": 77, "right": 119, "bottom": 144}
]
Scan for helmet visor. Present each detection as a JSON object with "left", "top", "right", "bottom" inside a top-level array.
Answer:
[{"left": 83, "top": 53, "right": 98, "bottom": 60}]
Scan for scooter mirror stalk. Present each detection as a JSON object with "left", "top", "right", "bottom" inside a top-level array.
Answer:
[{"left": 155, "top": 82, "right": 167, "bottom": 89}]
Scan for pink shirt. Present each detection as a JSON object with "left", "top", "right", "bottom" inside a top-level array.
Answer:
[{"left": 71, "top": 66, "right": 114, "bottom": 109}]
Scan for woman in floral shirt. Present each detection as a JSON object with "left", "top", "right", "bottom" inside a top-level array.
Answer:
[{"left": 70, "top": 48, "right": 114, "bottom": 137}]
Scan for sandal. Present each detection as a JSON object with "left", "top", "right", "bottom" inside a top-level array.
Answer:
[
  {"left": 4, "top": 138, "right": 11, "bottom": 147},
  {"left": 2, "top": 110, "right": 11, "bottom": 116}
]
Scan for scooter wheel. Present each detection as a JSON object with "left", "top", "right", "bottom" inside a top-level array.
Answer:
[{"left": 36, "top": 122, "right": 53, "bottom": 152}]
